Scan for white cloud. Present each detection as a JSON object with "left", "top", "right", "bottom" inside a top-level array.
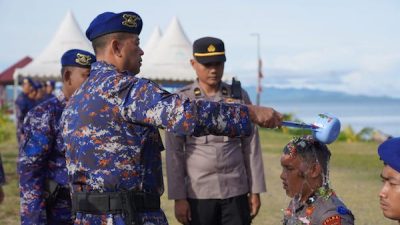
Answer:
[{"left": 234, "top": 47, "right": 400, "bottom": 98}]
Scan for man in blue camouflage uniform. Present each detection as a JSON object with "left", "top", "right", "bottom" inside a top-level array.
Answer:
[
  {"left": 0, "top": 154, "right": 5, "bottom": 204},
  {"left": 378, "top": 137, "right": 400, "bottom": 224},
  {"left": 15, "top": 77, "right": 37, "bottom": 146},
  {"left": 43, "top": 80, "right": 56, "bottom": 101},
  {"left": 19, "top": 49, "right": 95, "bottom": 225},
  {"left": 61, "top": 11, "right": 282, "bottom": 225}
]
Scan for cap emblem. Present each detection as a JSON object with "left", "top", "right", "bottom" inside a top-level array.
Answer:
[
  {"left": 207, "top": 44, "right": 216, "bottom": 53},
  {"left": 122, "top": 14, "right": 139, "bottom": 28},
  {"left": 75, "top": 53, "right": 92, "bottom": 66}
]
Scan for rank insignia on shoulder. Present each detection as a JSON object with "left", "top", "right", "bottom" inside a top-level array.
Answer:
[
  {"left": 323, "top": 215, "right": 341, "bottom": 225},
  {"left": 194, "top": 88, "right": 201, "bottom": 97},
  {"left": 222, "top": 87, "right": 228, "bottom": 96}
]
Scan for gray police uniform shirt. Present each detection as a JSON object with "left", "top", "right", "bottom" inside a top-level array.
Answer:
[
  {"left": 165, "top": 80, "right": 266, "bottom": 199},
  {"left": 283, "top": 190, "right": 355, "bottom": 225}
]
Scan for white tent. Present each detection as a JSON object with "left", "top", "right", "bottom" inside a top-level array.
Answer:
[
  {"left": 138, "top": 17, "right": 196, "bottom": 85},
  {"left": 142, "top": 26, "right": 162, "bottom": 58},
  {"left": 13, "top": 10, "right": 93, "bottom": 81}
]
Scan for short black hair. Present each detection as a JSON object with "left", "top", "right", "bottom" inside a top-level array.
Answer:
[
  {"left": 92, "top": 32, "right": 132, "bottom": 54},
  {"left": 283, "top": 135, "right": 331, "bottom": 177}
]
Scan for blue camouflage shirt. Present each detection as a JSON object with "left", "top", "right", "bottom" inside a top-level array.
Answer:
[
  {"left": 60, "top": 61, "right": 252, "bottom": 225},
  {"left": 15, "top": 92, "right": 36, "bottom": 144},
  {"left": 19, "top": 93, "right": 71, "bottom": 225}
]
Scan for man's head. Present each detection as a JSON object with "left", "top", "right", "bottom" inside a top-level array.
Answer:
[
  {"left": 34, "top": 81, "right": 45, "bottom": 100},
  {"left": 378, "top": 137, "right": 400, "bottom": 222},
  {"left": 86, "top": 11, "right": 144, "bottom": 74},
  {"left": 60, "top": 49, "right": 96, "bottom": 99},
  {"left": 27, "top": 82, "right": 38, "bottom": 99},
  {"left": 280, "top": 135, "right": 331, "bottom": 201},
  {"left": 191, "top": 37, "right": 226, "bottom": 88},
  {"left": 21, "top": 78, "right": 34, "bottom": 94},
  {"left": 45, "top": 80, "right": 55, "bottom": 94}
]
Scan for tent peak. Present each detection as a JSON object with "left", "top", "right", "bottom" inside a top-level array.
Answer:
[{"left": 13, "top": 10, "right": 92, "bottom": 80}]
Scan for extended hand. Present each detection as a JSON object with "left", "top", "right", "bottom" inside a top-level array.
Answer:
[
  {"left": 175, "top": 199, "right": 191, "bottom": 225},
  {"left": 247, "top": 105, "right": 283, "bottom": 128}
]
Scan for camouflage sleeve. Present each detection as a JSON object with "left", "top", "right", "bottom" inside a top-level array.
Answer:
[
  {"left": 18, "top": 108, "right": 54, "bottom": 225},
  {"left": 318, "top": 208, "right": 355, "bottom": 225},
  {"left": 120, "top": 79, "right": 252, "bottom": 137},
  {"left": 0, "top": 154, "right": 5, "bottom": 185}
]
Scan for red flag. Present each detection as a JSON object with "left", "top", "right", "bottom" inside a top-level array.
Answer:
[
  {"left": 257, "top": 58, "right": 263, "bottom": 94},
  {"left": 258, "top": 58, "right": 263, "bottom": 78}
]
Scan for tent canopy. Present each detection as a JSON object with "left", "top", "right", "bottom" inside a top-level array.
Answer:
[
  {"left": 12, "top": 13, "right": 232, "bottom": 86},
  {"left": 0, "top": 56, "right": 32, "bottom": 85},
  {"left": 139, "top": 17, "right": 195, "bottom": 86},
  {"left": 13, "top": 10, "right": 93, "bottom": 81}
]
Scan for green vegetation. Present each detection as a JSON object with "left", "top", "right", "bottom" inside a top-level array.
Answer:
[
  {"left": 0, "top": 126, "right": 396, "bottom": 224},
  {"left": 0, "top": 105, "right": 13, "bottom": 143}
]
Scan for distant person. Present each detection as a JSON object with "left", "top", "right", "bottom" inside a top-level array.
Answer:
[
  {"left": 18, "top": 49, "right": 95, "bottom": 225},
  {"left": 14, "top": 77, "right": 36, "bottom": 145},
  {"left": 165, "top": 37, "right": 266, "bottom": 225},
  {"left": 0, "top": 154, "right": 5, "bottom": 204},
  {"left": 34, "top": 81, "right": 47, "bottom": 104},
  {"left": 280, "top": 135, "right": 354, "bottom": 225},
  {"left": 378, "top": 137, "right": 400, "bottom": 224},
  {"left": 43, "top": 80, "right": 56, "bottom": 101},
  {"left": 60, "top": 11, "right": 282, "bottom": 225}
]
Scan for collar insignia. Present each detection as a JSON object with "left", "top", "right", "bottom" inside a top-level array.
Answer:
[
  {"left": 194, "top": 87, "right": 202, "bottom": 97},
  {"left": 222, "top": 87, "right": 228, "bottom": 95}
]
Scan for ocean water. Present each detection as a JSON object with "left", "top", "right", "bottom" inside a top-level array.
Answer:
[
  {"left": 5, "top": 86, "right": 399, "bottom": 136},
  {"left": 263, "top": 99, "right": 400, "bottom": 137}
]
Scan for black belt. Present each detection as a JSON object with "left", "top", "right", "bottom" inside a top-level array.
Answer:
[
  {"left": 56, "top": 186, "right": 71, "bottom": 200},
  {"left": 71, "top": 190, "right": 160, "bottom": 214}
]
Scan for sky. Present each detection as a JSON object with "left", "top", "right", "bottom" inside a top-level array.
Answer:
[{"left": 1, "top": 0, "right": 400, "bottom": 98}]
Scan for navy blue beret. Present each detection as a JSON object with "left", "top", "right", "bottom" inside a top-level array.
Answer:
[
  {"left": 378, "top": 137, "right": 400, "bottom": 173},
  {"left": 86, "top": 11, "right": 143, "bottom": 41},
  {"left": 46, "top": 80, "right": 55, "bottom": 88},
  {"left": 31, "top": 80, "right": 41, "bottom": 90},
  {"left": 61, "top": 49, "right": 96, "bottom": 68},
  {"left": 22, "top": 77, "right": 35, "bottom": 86}
]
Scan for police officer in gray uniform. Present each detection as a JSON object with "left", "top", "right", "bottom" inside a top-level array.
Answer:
[
  {"left": 280, "top": 135, "right": 354, "bottom": 225},
  {"left": 165, "top": 37, "right": 266, "bottom": 225}
]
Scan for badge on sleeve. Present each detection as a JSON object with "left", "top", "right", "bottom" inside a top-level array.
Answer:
[{"left": 323, "top": 215, "right": 341, "bottom": 225}]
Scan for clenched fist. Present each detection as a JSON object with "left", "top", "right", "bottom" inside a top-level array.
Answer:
[{"left": 247, "top": 105, "right": 283, "bottom": 128}]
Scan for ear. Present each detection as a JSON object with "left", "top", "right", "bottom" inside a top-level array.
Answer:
[
  {"left": 111, "top": 39, "right": 123, "bottom": 57},
  {"left": 309, "top": 163, "right": 322, "bottom": 178},
  {"left": 63, "top": 69, "right": 72, "bottom": 85},
  {"left": 190, "top": 59, "right": 196, "bottom": 68}
]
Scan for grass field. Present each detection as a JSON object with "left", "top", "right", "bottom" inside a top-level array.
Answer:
[{"left": 0, "top": 127, "right": 396, "bottom": 225}]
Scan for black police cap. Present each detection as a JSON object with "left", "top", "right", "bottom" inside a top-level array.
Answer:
[{"left": 193, "top": 37, "right": 226, "bottom": 64}]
